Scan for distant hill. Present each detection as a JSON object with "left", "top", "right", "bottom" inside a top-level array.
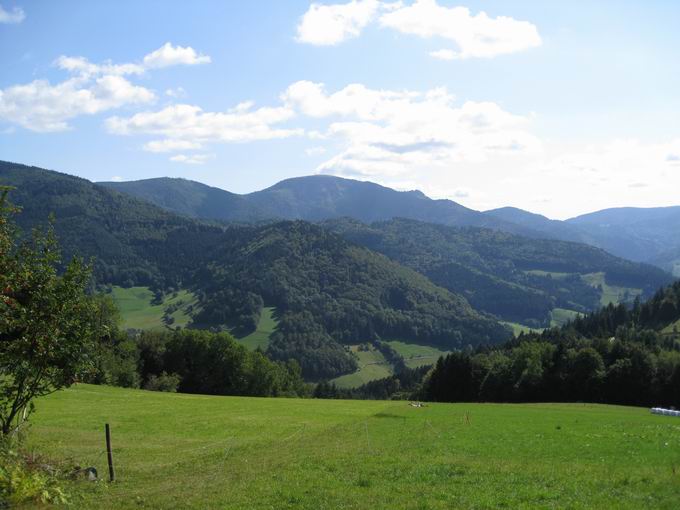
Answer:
[
  {"left": 486, "top": 206, "right": 680, "bottom": 275},
  {"left": 101, "top": 175, "right": 534, "bottom": 234},
  {"left": 103, "top": 174, "right": 680, "bottom": 276},
  {"left": 323, "top": 218, "right": 673, "bottom": 327},
  {"left": 0, "top": 161, "right": 510, "bottom": 379}
]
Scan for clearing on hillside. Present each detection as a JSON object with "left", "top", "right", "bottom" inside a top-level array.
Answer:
[
  {"left": 109, "top": 286, "right": 198, "bottom": 330},
  {"left": 28, "top": 385, "right": 680, "bottom": 509},
  {"left": 386, "top": 340, "right": 448, "bottom": 368},
  {"left": 582, "top": 272, "right": 642, "bottom": 307},
  {"left": 331, "top": 345, "right": 393, "bottom": 388},
  {"left": 234, "top": 306, "right": 278, "bottom": 350}
]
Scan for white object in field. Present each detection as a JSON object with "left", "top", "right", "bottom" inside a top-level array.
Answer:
[{"left": 651, "top": 407, "right": 680, "bottom": 417}]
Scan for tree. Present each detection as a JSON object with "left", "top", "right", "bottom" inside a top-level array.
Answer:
[{"left": 0, "top": 187, "right": 101, "bottom": 436}]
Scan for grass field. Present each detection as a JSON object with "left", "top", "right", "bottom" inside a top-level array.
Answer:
[
  {"left": 501, "top": 321, "right": 544, "bottom": 337},
  {"left": 235, "top": 307, "right": 278, "bottom": 350},
  {"left": 109, "top": 287, "right": 197, "bottom": 330},
  {"left": 582, "top": 272, "right": 642, "bottom": 307},
  {"left": 524, "top": 270, "right": 571, "bottom": 279},
  {"left": 331, "top": 346, "right": 393, "bottom": 388},
  {"left": 25, "top": 384, "right": 680, "bottom": 509},
  {"left": 550, "top": 307, "right": 582, "bottom": 328},
  {"left": 387, "top": 340, "right": 448, "bottom": 368}
]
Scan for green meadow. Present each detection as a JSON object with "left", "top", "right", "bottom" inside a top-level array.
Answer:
[
  {"left": 109, "top": 287, "right": 197, "bottom": 330},
  {"left": 24, "top": 385, "right": 680, "bottom": 509},
  {"left": 331, "top": 346, "right": 393, "bottom": 388},
  {"left": 550, "top": 307, "right": 582, "bottom": 328},
  {"left": 386, "top": 341, "right": 448, "bottom": 369},
  {"left": 581, "top": 272, "right": 642, "bottom": 307},
  {"left": 235, "top": 307, "right": 278, "bottom": 351}
]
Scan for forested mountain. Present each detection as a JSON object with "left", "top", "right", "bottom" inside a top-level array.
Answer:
[
  {"left": 323, "top": 218, "right": 673, "bottom": 327},
  {"left": 0, "top": 161, "right": 510, "bottom": 379},
  {"left": 105, "top": 172, "right": 680, "bottom": 276},
  {"left": 101, "top": 174, "right": 533, "bottom": 234},
  {"left": 193, "top": 221, "right": 510, "bottom": 378},
  {"left": 420, "top": 281, "right": 680, "bottom": 407},
  {"left": 486, "top": 206, "right": 680, "bottom": 276}
]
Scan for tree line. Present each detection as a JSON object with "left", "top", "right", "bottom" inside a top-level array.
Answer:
[{"left": 420, "top": 284, "right": 680, "bottom": 407}]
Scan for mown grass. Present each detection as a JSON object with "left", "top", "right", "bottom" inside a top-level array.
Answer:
[
  {"left": 387, "top": 340, "right": 448, "bottom": 368},
  {"left": 235, "top": 307, "right": 278, "bottom": 350},
  {"left": 331, "top": 346, "right": 393, "bottom": 388},
  {"left": 24, "top": 385, "right": 680, "bottom": 509},
  {"left": 109, "top": 287, "right": 197, "bottom": 330},
  {"left": 582, "top": 272, "right": 642, "bottom": 307},
  {"left": 550, "top": 307, "right": 582, "bottom": 328},
  {"left": 501, "top": 321, "right": 544, "bottom": 337}
]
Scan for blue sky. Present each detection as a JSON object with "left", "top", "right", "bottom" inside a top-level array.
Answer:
[{"left": 1, "top": 0, "right": 679, "bottom": 218}]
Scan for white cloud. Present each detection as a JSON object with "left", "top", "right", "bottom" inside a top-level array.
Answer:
[
  {"left": 165, "top": 86, "right": 186, "bottom": 98},
  {"left": 283, "top": 80, "right": 539, "bottom": 179},
  {"left": 110, "top": 175, "right": 124, "bottom": 182},
  {"left": 107, "top": 102, "right": 303, "bottom": 151},
  {"left": 0, "top": 4, "right": 25, "bottom": 24},
  {"left": 143, "top": 42, "right": 211, "bottom": 68},
  {"left": 379, "top": 1, "right": 542, "bottom": 59},
  {"left": 170, "top": 153, "right": 215, "bottom": 165},
  {"left": 0, "top": 43, "right": 210, "bottom": 132},
  {"left": 296, "top": 0, "right": 381, "bottom": 45},
  {"left": 296, "top": 1, "right": 541, "bottom": 59},
  {"left": 429, "top": 48, "right": 456, "bottom": 60},
  {"left": 0, "top": 75, "right": 155, "bottom": 132}
]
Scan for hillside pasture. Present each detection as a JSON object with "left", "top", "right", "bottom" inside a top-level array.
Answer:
[
  {"left": 235, "top": 306, "right": 278, "bottom": 350},
  {"left": 331, "top": 346, "right": 393, "bottom": 388},
  {"left": 24, "top": 385, "right": 680, "bottom": 509},
  {"left": 386, "top": 340, "right": 448, "bottom": 368},
  {"left": 109, "top": 286, "right": 197, "bottom": 330},
  {"left": 550, "top": 307, "right": 582, "bottom": 328},
  {"left": 582, "top": 271, "right": 642, "bottom": 307}
]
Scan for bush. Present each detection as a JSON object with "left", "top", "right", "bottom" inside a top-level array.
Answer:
[
  {"left": 144, "top": 372, "right": 181, "bottom": 393},
  {"left": 0, "top": 441, "right": 68, "bottom": 507}
]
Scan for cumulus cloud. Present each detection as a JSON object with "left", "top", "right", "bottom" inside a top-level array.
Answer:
[
  {"left": 296, "top": 1, "right": 541, "bottom": 59},
  {"left": 0, "top": 75, "right": 155, "bottom": 132},
  {"left": 282, "top": 80, "right": 539, "bottom": 179},
  {"left": 0, "top": 4, "right": 24, "bottom": 24},
  {"left": 0, "top": 43, "right": 210, "bottom": 132},
  {"left": 143, "top": 42, "right": 211, "bottom": 68},
  {"left": 165, "top": 87, "right": 186, "bottom": 98},
  {"left": 170, "top": 153, "right": 215, "bottom": 165},
  {"left": 296, "top": 0, "right": 381, "bottom": 45},
  {"left": 379, "top": 1, "right": 541, "bottom": 59},
  {"left": 106, "top": 102, "right": 303, "bottom": 151}
]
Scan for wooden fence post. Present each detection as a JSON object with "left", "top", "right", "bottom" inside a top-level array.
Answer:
[{"left": 105, "top": 423, "right": 115, "bottom": 482}]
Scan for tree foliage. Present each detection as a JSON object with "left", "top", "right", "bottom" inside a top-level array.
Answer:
[
  {"left": 420, "top": 282, "right": 680, "bottom": 407},
  {"left": 0, "top": 187, "right": 101, "bottom": 435}
]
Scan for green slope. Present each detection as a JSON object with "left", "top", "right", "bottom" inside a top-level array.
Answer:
[
  {"left": 109, "top": 286, "right": 197, "bottom": 330},
  {"left": 324, "top": 218, "right": 672, "bottom": 328},
  {"left": 27, "top": 384, "right": 680, "bottom": 509},
  {"left": 235, "top": 306, "right": 278, "bottom": 350},
  {"left": 331, "top": 345, "right": 393, "bottom": 388}
]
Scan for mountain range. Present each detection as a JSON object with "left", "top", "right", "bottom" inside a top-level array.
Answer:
[
  {"left": 101, "top": 175, "right": 680, "bottom": 276},
  {"left": 1, "top": 160, "right": 677, "bottom": 380}
]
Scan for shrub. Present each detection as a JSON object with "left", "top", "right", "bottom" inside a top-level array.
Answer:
[
  {"left": 0, "top": 441, "right": 67, "bottom": 507},
  {"left": 144, "top": 372, "right": 181, "bottom": 393}
]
